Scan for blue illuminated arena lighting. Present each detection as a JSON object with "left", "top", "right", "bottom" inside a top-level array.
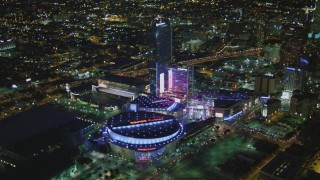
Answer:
[
  {"left": 103, "top": 111, "right": 184, "bottom": 150},
  {"left": 107, "top": 128, "right": 180, "bottom": 145}
]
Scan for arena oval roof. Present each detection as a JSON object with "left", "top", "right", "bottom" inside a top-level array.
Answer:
[{"left": 104, "top": 111, "right": 184, "bottom": 151}]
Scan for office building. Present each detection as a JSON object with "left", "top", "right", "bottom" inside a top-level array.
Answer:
[
  {"left": 159, "top": 66, "right": 194, "bottom": 100},
  {"left": 289, "top": 91, "right": 314, "bottom": 118},
  {"left": 149, "top": 15, "right": 172, "bottom": 95},
  {"left": 255, "top": 76, "right": 277, "bottom": 94},
  {"left": 312, "top": 1, "right": 320, "bottom": 33},
  {"left": 262, "top": 99, "right": 281, "bottom": 118},
  {"left": 281, "top": 67, "right": 305, "bottom": 99}
]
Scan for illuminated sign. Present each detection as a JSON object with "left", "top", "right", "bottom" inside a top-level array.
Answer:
[
  {"left": 137, "top": 147, "right": 157, "bottom": 151},
  {"left": 130, "top": 117, "right": 164, "bottom": 125},
  {"left": 215, "top": 113, "right": 224, "bottom": 118},
  {"left": 168, "top": 69, "right": 173, "bottom": 89},
  {"left": 177, "top": 67, "right": 188, "bottom": 71},
  {"left": 156, "top": 22, "right": 166, "bottom": 27},
  {"left": 98, "top": 79, "right": 108, "bottom": 88},
  {"left": 286, "top": 67, "right": 301, "bottom": 72},
  {"left": 262, "top": 107, "right": 267, "bottom": 117},
  {"left": 264, "top": 72, "right": 273, "bottom": 77}
]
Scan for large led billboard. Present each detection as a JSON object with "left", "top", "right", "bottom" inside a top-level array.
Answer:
[{"left": 156, "top": 65, "right": 193, "bottom": 99}]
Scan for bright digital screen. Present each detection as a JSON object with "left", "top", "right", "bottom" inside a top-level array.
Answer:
[
  {"left": 262, "top": 107, "right": 267, "bottom": 117},
  {"left": 168, "top": 69, "right": 173, "bottom": 89},
  {"left": 215, "top": 112, "right": 223, "bottom": 118},
  {"left": 98, "top": 79, "right": 108, "bottom": 88},
  {"left": 160, "top": 73, "right": 165, "bottom": 93}
]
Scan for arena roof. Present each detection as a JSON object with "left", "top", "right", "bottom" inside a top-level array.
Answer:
[
  {"left": 130, "top": 96, "right": 179, "bottom": 111},
  {"left": 0, "top": 104, "right": 76, "bottom": 148},
  {"left": 104, "top": 111, "right": 183, "bottom": 150}
]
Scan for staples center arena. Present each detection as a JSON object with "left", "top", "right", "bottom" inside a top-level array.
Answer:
[{"left": 102, "top": 111, "right": 184, "bottom": 161}]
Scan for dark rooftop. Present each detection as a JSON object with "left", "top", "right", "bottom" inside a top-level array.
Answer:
[
  {"left": 0, "top": 104, "right": 76, "bottom": 148},
  {"left": 79, "top": 91, "right": 130, "bottom": 107},
  {"left": 261, "top": 153, "right": 303, "bottom": 180},
  {"left": 214, "top": 99, "right": 241, "bottom": 108},
  {"left": 266, "top": 98, "right": 281, "bottom": 105},
  {"left": 99, "top": 74, "right": 147, "bottom": 87}
]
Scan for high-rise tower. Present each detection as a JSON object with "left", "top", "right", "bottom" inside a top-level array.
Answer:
[
  {"left": 281, "top": 66, "right": 306, "bottom": 99},
  {"left": 149, "top": 15, "right": 172, "bottom": 95},
  {"left": 311, "top": 0, "right": 320, "bottom": 33}
]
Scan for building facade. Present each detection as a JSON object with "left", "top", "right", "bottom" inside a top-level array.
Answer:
[
  {"left": 282, "top": 67, "right": 305, "bottom": 99},
  {"left": 149, "top": 15, "right": 172, "bottom": 95},
  {"left": 261, "top": 99, "right": 281, "bottom": 118},
  {"left": 255, "top": 76, "right": 277, "bottom": 94}
]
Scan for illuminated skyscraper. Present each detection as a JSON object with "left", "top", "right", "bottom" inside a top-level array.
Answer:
[
  {"left": 311, "top": 0, "right": 320, "bottom": 33},
  {"left": 284, "top": 67, "right": 305, "bottom": 92},
  {"left": 281, "top": 67, "right": 306, "bottom": 99},
  {"left": 149, "top": 15, "right": 172, "bottom": 95},
  {"left": 308, "top": 1, "right": 320, "bottom": 39}
]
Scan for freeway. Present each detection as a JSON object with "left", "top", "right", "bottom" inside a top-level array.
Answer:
[
  {"left": 178, "top": 48, "right": 263, "bottom": 66},
  {"left": 116, "top": 47, "right": 263, "bottom": 79}
]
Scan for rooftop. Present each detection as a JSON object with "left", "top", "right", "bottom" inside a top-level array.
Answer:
[
  {"left": 106, "top": 111, "right": 176, "bottom": 128},
  {"left": 0, "top": 104, "right": 76, "bottom": 148},
  {"left": 266, "top": 98, "right": 281, "bottom": 105},
  {"left": 214, "top": 99, "right": 241, "bottom": 108},
  {"left": 105, "top": 111, "right": 183, "bottom": 143},
  {"left": 131, "top": 96, "right": 179, "bottom": 111},
  {"left": 261, "top": 153, "right": 303, "bottom": 180},
  {"left": 99, "top": 74, "right": 147, "bottom": 87}
]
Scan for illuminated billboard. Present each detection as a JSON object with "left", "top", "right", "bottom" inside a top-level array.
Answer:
[
  {"left": 215, "top": 112, "right": 224, "bottom": 118},
  {"left": 262, "top": 105, "right": 268, "bottom": 117},
  {"left": 168, "top": 67, "right": 188, "bottom": 94},
  {"left": 156, "top": 65, "right": 194, "bottom": 99},
  {"left": 160, "top": 73, "right": 165, "bottom": 94},
  {"left": 98, "top": 79, "right": 108, "bottom": 88}
]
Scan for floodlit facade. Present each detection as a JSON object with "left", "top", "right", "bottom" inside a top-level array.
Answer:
[
  {"left": 185, "top": 93, "right": 243, "bottom": 121},
  {"left": 158, "top": 66, "right": 194, "bottom": 101}
]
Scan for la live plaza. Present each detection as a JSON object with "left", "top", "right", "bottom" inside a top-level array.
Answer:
[{"left": 1, "top": 1, "right": 320, "bottom": 179}]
